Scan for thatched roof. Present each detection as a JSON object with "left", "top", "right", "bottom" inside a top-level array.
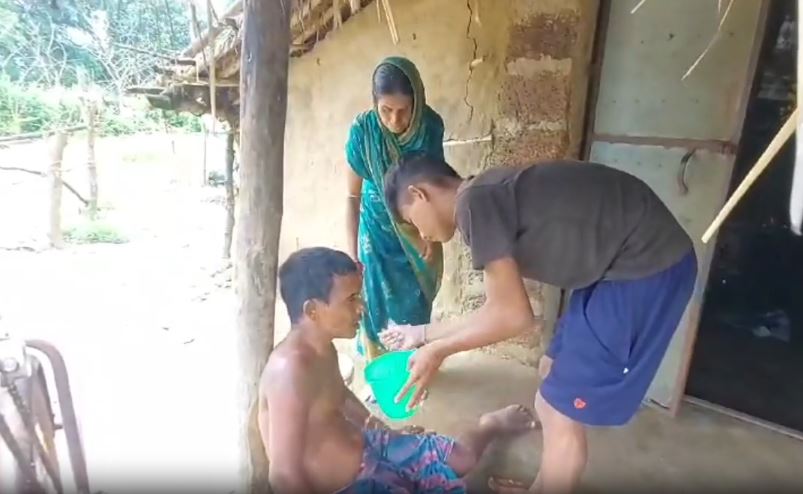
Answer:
[{"left": 127, "top": 0, "right": 393, "bottom": 126}]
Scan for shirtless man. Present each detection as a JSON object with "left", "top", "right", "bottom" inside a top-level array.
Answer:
[
  {"left": 259, "top": 246, "right": 536, "bottom": 494},
  {"left": 380, "top": 154, "right": 697, "bottom": 493}
]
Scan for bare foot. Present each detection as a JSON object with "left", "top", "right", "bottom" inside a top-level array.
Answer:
[{"left": 479, "top": 404, "right": 539, "bottom": 434}]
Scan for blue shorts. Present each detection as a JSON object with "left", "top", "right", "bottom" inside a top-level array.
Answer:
[{"left": 540, "top": 251, "right": 697, "bottom": 427}]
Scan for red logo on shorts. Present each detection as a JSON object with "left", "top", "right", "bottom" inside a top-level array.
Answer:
[{"left": 573, "top": 398, "right": 587, "bottom": 410}]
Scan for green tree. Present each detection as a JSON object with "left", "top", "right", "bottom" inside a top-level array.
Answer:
[{"left": 0, "top": 0, "right": 192, "bottom": 90}]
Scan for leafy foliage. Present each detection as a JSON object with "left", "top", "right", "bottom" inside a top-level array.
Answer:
[
  {"left": 0, "top": 76, "right": 201, "bottom": 136},
  {"left": 64, "top": 219, "right": 128, "bottom": 244},
  {"left": 0, "top": 1, "right": 208, "bottom": 136},
  {"left": 0, "top": 0, "right": 193, "bottom": 90}
]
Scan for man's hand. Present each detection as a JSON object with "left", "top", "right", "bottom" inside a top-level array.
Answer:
[
  {"left": 380, "top": 324, "right": 426, "bottom": 351},
  {"left": 395, "top": 343, "right": 446, "bottom": 410}
]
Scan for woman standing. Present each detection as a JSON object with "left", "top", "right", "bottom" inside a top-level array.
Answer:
[{"left": 345, "top": 57, "right": 445, "bottom": 360}]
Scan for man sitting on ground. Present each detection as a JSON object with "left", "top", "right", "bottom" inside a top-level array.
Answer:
[{"left": 258, "top": 247, "right": 536, "bottom": 494}]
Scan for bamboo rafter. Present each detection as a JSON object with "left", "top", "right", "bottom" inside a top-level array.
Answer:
[{"left": 128, "top": 0, "right": 392, "bottom": 120}]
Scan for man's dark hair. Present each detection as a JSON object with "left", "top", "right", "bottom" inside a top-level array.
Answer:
[
  {"left": 384, "top": 151, "right": 462, "bottom": 221},
  {"left": 372, "top": 63, "right": 413, "bottom": 100},
  {"left": 278, "top": 247, "right": 359, "bottom": 324}
]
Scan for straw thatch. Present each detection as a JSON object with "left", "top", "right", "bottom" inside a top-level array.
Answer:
[{"left": 127, "top": 0, "right": 386, "bottom": 126}]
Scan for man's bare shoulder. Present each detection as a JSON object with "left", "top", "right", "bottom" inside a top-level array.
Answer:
[{"left": 260, "top": 333, "right": 319, "bottom": 395}]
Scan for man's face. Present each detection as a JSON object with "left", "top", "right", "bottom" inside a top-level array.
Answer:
[
  {"left": 315, "top": 273, "right": 363, "bottom": 339},
  {"left": 399, "top": 188, "right": 456, "bottom": 243}
]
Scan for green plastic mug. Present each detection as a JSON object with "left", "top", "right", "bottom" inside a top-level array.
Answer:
[{"left": 364, "top": 350, "right": 417, "bottom": 421}]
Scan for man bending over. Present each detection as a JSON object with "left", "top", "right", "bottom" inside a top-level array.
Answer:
[
  {"left": 259, "top": 246, "right": 536, "bottom": 493},
  {"left": 381, "top": 154, "right": 697, "bottom": 493}
]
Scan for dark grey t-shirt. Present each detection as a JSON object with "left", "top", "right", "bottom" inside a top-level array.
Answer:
[{"left": 455, "top": 161, "right": 693, "bottom": 289}]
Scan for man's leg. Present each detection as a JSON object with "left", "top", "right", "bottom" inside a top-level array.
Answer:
[
  {"left": 447, "top": 405, "right": 537, "bottom": 476},
  {"left": 538, "top": 355, "right": 553, "bottom": 380},
  {"left": 487, "top": 393, "right": 586, "bottom": 494},
  {"left": 533, "top": 391, "right": 587, "bottom": 494}
]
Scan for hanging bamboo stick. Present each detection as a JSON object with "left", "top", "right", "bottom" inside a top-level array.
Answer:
[
  {"left": 790, "top": 0, "right": 803, "bottom": 234},
  {"left": 702, "top": 108, "right": 798, "bottom": 243},
  {"left": 381, "top": 0, "right": 399, "bottom": 44}
]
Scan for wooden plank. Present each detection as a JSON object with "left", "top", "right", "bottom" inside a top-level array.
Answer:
[{"left": 235, "top": 0, "right": 290, "bottom": 490}]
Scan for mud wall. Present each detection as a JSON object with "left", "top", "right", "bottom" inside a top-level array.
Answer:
[{"left": 279, "top": 0, "right": 599, "bottom": 365}]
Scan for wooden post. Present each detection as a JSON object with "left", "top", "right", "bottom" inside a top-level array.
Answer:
[
  {"left": 235, "top": 0, "right": 290, "bottom": 491},
  {"left": 49, "top": 132, "right": 68, "bottom": 248},
  {"left": 202, "top": 121, "right": 208, "bottom": 186},
  {"left": 84, "top": 100, "right": 99, "bottom": 219},
  {"left": 223, "top": 130, "right": 236, "bottom": 258},
  {"left": 206, "top": 0, "right": 217, "bottom": 137}
]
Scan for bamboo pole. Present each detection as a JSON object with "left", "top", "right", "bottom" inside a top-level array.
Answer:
[
  {"left": 49, "top": 132, "right": 68, "bottom": 249},
  {"left": 702, "top": 108, "right": 798, "bottom": 243},
  {"left": 790, "top": 0, "right": 803, "bottom": 235}
]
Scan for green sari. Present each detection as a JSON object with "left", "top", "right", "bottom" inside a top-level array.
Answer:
[{"left": 345, "top": 56, "right": 445, "bottom": 359}]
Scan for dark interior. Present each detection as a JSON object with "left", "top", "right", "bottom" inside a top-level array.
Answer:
[{"left": 686, "top": 1, "right": 803, "bottom": 432}]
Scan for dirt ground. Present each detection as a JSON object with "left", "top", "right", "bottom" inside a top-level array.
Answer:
[
  {"left": 3, "top": 132, "right": 803, "bottom": 493},
  {"left": 0, "top": 133, "right": 242, "bottom": 491}
]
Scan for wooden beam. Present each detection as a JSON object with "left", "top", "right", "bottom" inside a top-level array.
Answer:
[
  {"left": 0, "top": 125, "right": 86, "bottom": 144},
  {"left": 112, "top": 42, "right": 195, "bottom": 64},
  {"left": 235, "top": 0, "right": 289, "bottom": 491},
  {"left": 125, "top": 86, "right": 166, "bottom": 95}
]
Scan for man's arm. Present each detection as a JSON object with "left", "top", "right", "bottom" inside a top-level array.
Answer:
[
  {"left": 382, "top": 258, "right": 538, "bottom": 350},
  {"left": 430, "top": 257, "right": 535, "bottom": 355},
  {"left": 264, "top": 354, "right": 317, "bottom": 494},
  {"left": 342, "top": 386, "right": 371, "bottom": 426},
  {"left": 397, "top": 257, "right": 536, "bottom": 407}
]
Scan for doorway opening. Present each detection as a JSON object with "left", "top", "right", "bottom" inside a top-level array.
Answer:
[{"left": 686, "top": 1, "right": 800, "bottom": 432}]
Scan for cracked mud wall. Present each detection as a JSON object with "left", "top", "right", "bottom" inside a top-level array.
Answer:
[{"left": 280, "top": 0, "right": 598, "bottom": 365}]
